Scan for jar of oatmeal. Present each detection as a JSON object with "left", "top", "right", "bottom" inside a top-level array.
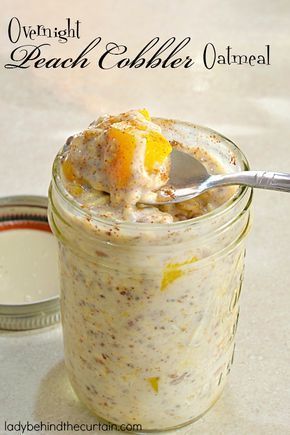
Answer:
[{"left": 48, "top": 119, "right": 252, "bottom": 431}]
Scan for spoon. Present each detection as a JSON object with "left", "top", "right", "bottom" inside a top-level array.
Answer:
[{"left": 146, "top": 149, "right": 290, "bottom": 205}]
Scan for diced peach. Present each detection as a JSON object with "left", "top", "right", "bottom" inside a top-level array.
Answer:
[
  {"left": 138, "top": 108, "right": 151, "bottom": 121},
  {"left": 68, "top": 184, "right": 84, "bottom": 197},
  {"left": 161, "top": 266, "right": 183, "bottom": 291},
  {"left": 161, "top": 256, "right": 198, "bottom": 291},
  {"left": 106, "top": 114, "right": 172, "bottom": 188},
  {"left": 106, "top": 126, "right": 136, "bottom": 188},
  {"left": 144, "top": 131, "right": 172, "bottom": 173},
  {"left": 62, "top": 158, "right": 76, "bottom": 182},
  {"left": 147, "top": 377, "right": 160, "bottom": 393}
]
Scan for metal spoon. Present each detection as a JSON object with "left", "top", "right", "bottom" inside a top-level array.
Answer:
[{"left": 146, "top": 149, "right": 290, "bottom": 205}]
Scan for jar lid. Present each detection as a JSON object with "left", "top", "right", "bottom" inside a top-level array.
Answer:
[{"left": 0, "top": 195, "right": 60, "bottom": 330}]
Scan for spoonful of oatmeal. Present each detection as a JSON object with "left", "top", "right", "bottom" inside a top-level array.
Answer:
[{"left": 61, "top": 108, "right": 290, "bottom": 219}]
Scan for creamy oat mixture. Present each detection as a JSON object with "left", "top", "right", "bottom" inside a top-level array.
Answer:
[{"left": 49, "top": 110, "right": 250, "bottom": 430}]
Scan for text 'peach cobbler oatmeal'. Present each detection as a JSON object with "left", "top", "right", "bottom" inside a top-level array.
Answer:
[{"left": 48, "top": 109, "right": 252, "bottom": 430}]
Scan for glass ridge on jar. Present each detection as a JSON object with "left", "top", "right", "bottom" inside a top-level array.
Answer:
[{"left": 48, "top": 119, "right": 252, "bottom": 431}]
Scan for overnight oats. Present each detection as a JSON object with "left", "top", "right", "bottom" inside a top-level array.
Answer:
[{"left": 48, "top": 109, "right": 252, "bottom": 431}]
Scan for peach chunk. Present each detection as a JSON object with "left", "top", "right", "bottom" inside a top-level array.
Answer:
[
  {"left": 106, "top": 126, "right": 136, "bottom": 188},
  {"left": 138, "top": 108, "right": 151, "bottom": 121},
  {"left": 161, "top": 256, "right": 198, "bottom": 291},
  {"left": 147, "top": 377, "right": 160, "bottom": 393},
  {"left": 62, "top": 158, "right": 76, "bottom": 182},
  {"left": 144, "top": 131, "right": 172, "bottom": 173},
  {"left": 106, "top": 112, "right": 172, "bottom": 189}
]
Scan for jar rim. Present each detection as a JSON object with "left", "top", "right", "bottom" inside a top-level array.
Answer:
[
  {"left": 0, "top": 195, "right": 60, "bottom": 330},
  {"left": 51, "top": 118, "right": 251, "bottom": 231}
]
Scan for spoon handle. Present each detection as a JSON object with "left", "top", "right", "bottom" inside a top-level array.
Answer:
[{"left": 211, "top": 171, "right": 290, "bottom": 193}]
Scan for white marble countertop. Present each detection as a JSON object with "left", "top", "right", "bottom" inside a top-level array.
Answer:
[{"left": 1, "top": 1, "right": 290, "bottom": 434}]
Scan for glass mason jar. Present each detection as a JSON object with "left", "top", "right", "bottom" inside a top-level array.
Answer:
[{"left": 48, "top": 119, "right": 252, "bottom": 432}]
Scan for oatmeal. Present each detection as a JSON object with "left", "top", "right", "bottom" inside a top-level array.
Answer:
[{"left": 48, "top": 111, "right": 252, "bottom": 430}]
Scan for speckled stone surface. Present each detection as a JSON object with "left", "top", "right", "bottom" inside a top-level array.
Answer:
[{"left": 0, "top": 1, "right": 290, "bottom": 434}]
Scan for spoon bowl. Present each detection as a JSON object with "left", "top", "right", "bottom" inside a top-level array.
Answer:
[{"left": 144, "top": 149, "right": 290, "bottom": 205}]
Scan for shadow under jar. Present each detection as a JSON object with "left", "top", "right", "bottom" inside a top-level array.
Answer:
[{"left": 48, "top": 119, "right": 252, "bottom": 431}]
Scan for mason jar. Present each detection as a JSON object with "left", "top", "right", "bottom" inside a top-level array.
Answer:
[{"left": 48, "top": 119, "right": 252, "bottom": 431}]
